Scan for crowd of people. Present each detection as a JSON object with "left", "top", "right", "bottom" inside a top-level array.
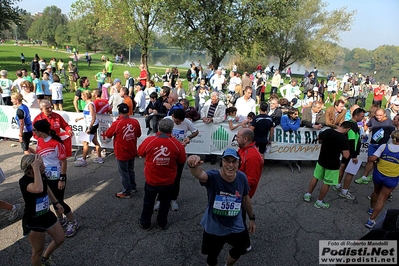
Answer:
[{"left": 1, "top": 56, "right": 399, "bottom": 265}]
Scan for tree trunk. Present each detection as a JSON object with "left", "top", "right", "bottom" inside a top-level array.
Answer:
[
  {"left": 211, "top": 55, "right": 223, "bottom": 71},
  {"left": 140, "top": 47, "right": 150, "bottom": 79}
]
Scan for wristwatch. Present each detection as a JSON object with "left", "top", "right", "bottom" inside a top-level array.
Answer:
[{"left": 249, "top": 214, "right": 256, "bottom": 221}]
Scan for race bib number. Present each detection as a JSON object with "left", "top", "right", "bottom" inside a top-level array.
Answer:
[
  {"left": 372, "top": 128, "right": 384, "bottom": 142},
  {"left": 35, "top": 194, "right": 50, "bottom": 216},
  {"left": 212, "top": 195, "right": 241, "bottom": 216},
  {"left": 172, "top": 129, "right": 185, "bottom": 142},
  {"left": 45, "top": 166, "right": 60, "bottom": 180}
]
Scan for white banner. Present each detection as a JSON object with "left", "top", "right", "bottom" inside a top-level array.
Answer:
[{"left": 0, "top": 105, "right": 368, "bottom": 161}]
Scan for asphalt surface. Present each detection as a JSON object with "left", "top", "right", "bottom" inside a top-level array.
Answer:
[{"left": 0, "top": 139, "right": 395, "bottom": 266}]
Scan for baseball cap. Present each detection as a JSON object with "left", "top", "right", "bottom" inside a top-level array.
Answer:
[
  {"left": 46, "top": 65, "right": 52, "bottom": 69},
  {"left": 118, "top": 103, "right": 129, "bottom": 114},
  {"left": 221, "top": 148, "right": 240, "bottom": 159},
  {"left": 393, "top": 99, "right": 399, "bottom": 105},
  {"left": 113, "top": 78, "right": 121, "bottom": 85},
  {"left": 0, "top": 70, "right": 7, "bottom": 76}
]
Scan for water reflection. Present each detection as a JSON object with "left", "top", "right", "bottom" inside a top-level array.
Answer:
[{"left": 131, "top": 49, "right": 391, "bottom": 82}]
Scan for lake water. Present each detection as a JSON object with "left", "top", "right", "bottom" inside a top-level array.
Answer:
[{"left": 131, "top": 49, "right": 388, "bottom": 81}]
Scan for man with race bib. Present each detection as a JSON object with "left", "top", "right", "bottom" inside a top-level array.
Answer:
[{"left": 187, "top": 148, "right": 256, "bottom": 266}]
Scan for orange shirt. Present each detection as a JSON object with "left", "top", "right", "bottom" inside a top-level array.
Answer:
[{"left": 123, "top": 96, "right": 134, "bottom": 116}]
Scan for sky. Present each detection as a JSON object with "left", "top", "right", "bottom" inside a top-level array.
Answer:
[{"left": 16, "top": 0, "right": 399, "bottom": 51}]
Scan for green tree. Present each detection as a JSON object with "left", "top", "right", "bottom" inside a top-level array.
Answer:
[
  {"left": 254, "top": 0, "right": 354, "bottom": 71},
  {"left": 71, "top": 0, "right": 166, "bottom": 74},
  {"left": 0, "top": 0, "right": 23, "bottom": 31},
  {"left": 68, "top": 15, "right": 100, "bottom": 51},
  {"left": 55, "top": 24, "right": 69, "bottom": 47},
  {"left": 27, "top": 6, "right": 68, "bottom": 45},
  {"left": 164, "top": 0, "right": 253, "bottom": 69}
]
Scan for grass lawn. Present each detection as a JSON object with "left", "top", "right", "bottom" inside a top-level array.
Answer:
[{"left": 0, "top": 45, "right": 382, "bottom": 112}]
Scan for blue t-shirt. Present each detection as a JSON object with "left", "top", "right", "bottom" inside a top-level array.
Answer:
[
  {"left": 33, "top": 78, "right": 43, "bottom": 95},
  {"left": 41, "top": 80, "right": 51, "bottom": 96},
  {"left": 200, "top": 169, "right": 249, "bottom": 236}
]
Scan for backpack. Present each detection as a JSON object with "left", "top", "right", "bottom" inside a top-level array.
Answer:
[{"left": 72, "top": 68, "right": 80, "bottom": 82}]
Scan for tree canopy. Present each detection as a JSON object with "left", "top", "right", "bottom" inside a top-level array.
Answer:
[
  {"left": 0, "top": 0, "right": 23, "bottom": 31},
  {"left": 253, "top": 0, "right": 355, "bottom": 71}
]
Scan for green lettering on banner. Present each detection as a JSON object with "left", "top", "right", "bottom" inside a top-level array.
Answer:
[
  {"left": 276, "top": 128, "right": 282, "bottom": 142},
  {"left": 312, "top": 131, "right": 318, "bottom": 144},
  {"left": 295, "top": 131, "right": 301, "bottom": 143},
  {"left": 0, "top": 108, "right": 10, "bottom": 134},
  {"left": 283, "top": 131, "right": 288, "bottom": 143},
  {"left": 304, "top": 131, "right": 311, "bottom": 144}
]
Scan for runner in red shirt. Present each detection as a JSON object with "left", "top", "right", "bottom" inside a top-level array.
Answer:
[
  {"left": 137, "top": 119, "right": 186, "bottom": 230},
  {"left": 33, "top": 100, "right": 73, "bottom": 157},
  {"left": 92, "top": 89, "right": 111, "bottom": 114},
  {"left": 105, "top": 103, "right": 142, "bottom": 198}
]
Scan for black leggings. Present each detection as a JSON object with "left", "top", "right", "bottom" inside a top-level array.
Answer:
[{"left": 48, "top": 179, "right": 72, "bottom": 215}]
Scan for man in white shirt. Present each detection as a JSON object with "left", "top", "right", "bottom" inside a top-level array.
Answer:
[
  {"left": 210, "top": 68, "right": 225, "bottom": 92},
  {"left": 227, "top": 71, "right": 242, "bottom": 94},
  {"left": 235, "top": 86, "right": 256, "bottom": 122},
  {"left": 12, "top": 70, "right": 25, "bottom": 93},
  {"left": 279, "top": 78, "right": 301, "bottom": 106}
]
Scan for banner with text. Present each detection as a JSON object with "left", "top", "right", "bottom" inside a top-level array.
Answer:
[{"left": 0, "top": 106, "right": 368, "bottom": 161}]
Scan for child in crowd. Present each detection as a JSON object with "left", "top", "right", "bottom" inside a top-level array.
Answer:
[{"left": 226, "top": 107, "right": 246, "bottom": 130}]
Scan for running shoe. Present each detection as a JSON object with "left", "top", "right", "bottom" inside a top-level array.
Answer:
[
  {"left": 314, "top": 201, "right": 330, "bottom": 209},
  {"left": 58, "top": 217, "right": 68, "bottom": 227},
  {"left": 74, "top": 159, "right": 87, "bottom": 167},
  {"left": 332, "top": 184, "right": 342, "bottom": 191},
  {"left": 365, "top": 219, "right": 375, "bottom": 229},
  {"left": 115, "top": 192, "right": 132, "bottom": 199},
  {"left": 354, "top": 176, "right": 370, "bottom": 184},
  {"left": 170, "top": 200, "right": 179, "bottom": 211},
  {"left": 339, "top": 191, "right": 356, "bottom": 200},
  {"left": 138, "top": 218, "right": 151, "bottom": 231},
  {"left": 367, "top": 208, "right": 373, "bottom": 216},
  {"left": 65, "top": 220, "right": 80, "bottom": 237},
  {"left": 303, "top": 193, "right": 311, "bottom": 202},
  {"left": 41, "top": 256, "right": 52, "bottom": 266},
  {"left": 8, "top": 204, "right": 21, "bottom": 222},
  {"left": 93, "top": 157, "right": 104, "bottom": 164}
]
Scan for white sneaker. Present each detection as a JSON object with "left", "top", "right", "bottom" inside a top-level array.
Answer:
[
  {"left": 101, "top": 149, "right": 107, "bottom": 157},
  {"left": 93, "top": 157, "right": 104, "bottom": 164},
  {"left": 8, "top": 204, "right": 21, "bottom": 221},
  {"left": 153, "top": 201, "right": 160, "bottom": 211},
  {"left": 170, "top": 200, "right": 179, "bottom": 211},
  {"left": 74, "top": 159, "right": 87, "bottom": 167}
]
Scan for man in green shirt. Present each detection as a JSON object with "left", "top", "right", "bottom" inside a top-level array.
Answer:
[
  {"left": 105, "top": 58, "right": 114, "bottom": 83},
  {"left": 73, "top": 77, "right": 91, "bottom": 112},
  {"left": 333, "top": 108, "right": 366, "bottom": 200}
]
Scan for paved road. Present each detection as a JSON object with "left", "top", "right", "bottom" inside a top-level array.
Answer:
[{"left": 0, "top": 139, "right": 394, "bottom": 266}]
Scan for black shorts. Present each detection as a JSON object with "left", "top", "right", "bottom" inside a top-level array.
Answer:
[
  {"left": 341, "top": 157, "right": 350, "bottom": 166},
  {"left": 106, "top": 72, "right": 112, "bottom": 77},
  {"left": 256, "top": 142, "right": 267, "bottom": 154},
  {"left": 52, "top": 99, "right": 64, "bottom": 104},
  {"left": 23, "top": 210, "right": 58, "bottom": 236},
  {"left": 37, "top": 95, "right": 45, "bottom": 100},
  {"left": 21, "top": 131, "right": 33, "bottom": 151},
  {"left": 202, "top": 230, "right": 247, "bottom": 265},
  {"left": 256, "top": 87, "right": 261, "bottom": 96},
  {"left": 86, "top": 124, "right": 99, "bottom": 135}
]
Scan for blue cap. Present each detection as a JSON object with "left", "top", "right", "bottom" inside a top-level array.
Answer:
[
  {"left": 113, "top": 78, "right": 121, "bottom": 85},
  {"left": 221, "top": 148, "right": 240, "bottom": 159}
]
